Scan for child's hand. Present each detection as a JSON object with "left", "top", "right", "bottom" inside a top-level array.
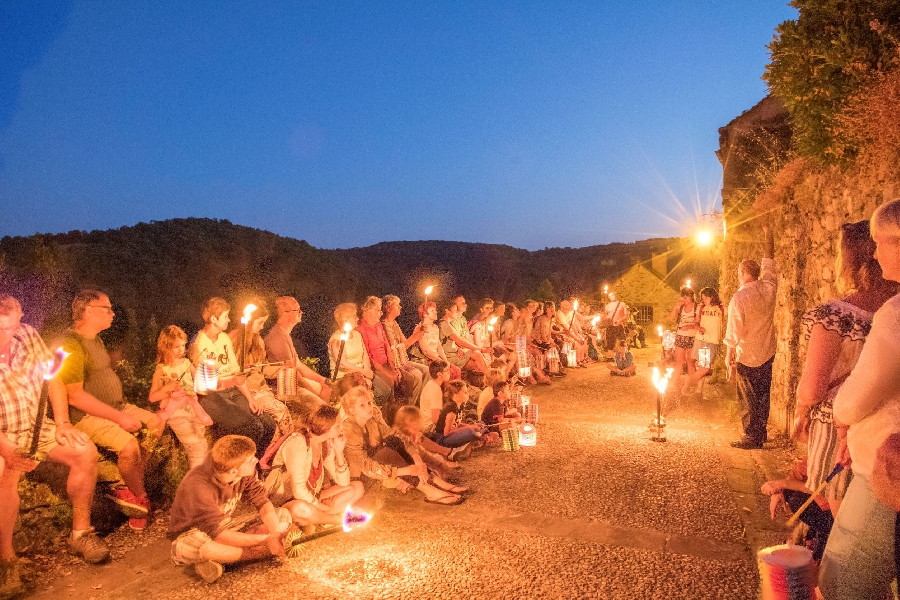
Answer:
[{"left": 331, "top": 433, "right": 346, "bottom": 454}]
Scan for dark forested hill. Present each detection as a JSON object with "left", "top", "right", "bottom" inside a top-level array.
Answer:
[{"left": 0, "top": 218, "right": 717, "bottom": 373}]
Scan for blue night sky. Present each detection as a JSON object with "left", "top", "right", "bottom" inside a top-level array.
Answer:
[{"left": 0, "top": 1, "right": 797, "bottom": 250}]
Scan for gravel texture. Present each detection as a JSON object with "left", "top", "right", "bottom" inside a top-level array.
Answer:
[{"left": 25, "top": 348, "right": 771, "bottom": 599}]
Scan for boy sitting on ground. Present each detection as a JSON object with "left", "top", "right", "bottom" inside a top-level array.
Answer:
[
  {"left": 607, "top": 341, "right": 636, "bottom": 376},
  {"left": 480, "top": 381, "right": 522, "bottom": 434},
  {"left": 167, "top": 435, "right": 291, "bottom": 584}
]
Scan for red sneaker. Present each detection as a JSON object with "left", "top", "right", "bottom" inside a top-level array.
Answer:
[
  {"left": 128, "top": 495, "right": 150, "bottom": 531},
  {"left": 105, "top": 487, "right": 149, "bottom": 519}
]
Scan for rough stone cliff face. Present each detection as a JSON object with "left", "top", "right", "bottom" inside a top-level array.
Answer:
[{"left": 717, "top": 95, "right": 900, "bottom": 437}]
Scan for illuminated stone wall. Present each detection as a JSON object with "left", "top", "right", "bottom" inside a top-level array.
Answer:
[{"left": 718, "top": 96, "right": 900, "bottom": 438}]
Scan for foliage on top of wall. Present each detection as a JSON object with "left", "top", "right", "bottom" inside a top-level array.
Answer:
[
  {"left": 833, "top": 67, "right": 900, "bottom": 165},
  {"left": 764, "top": 0, "right": 900, "bottom": 163}
]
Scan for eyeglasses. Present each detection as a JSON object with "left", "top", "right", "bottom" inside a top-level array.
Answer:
[{"left": 87, "top": 305, "right": 114, "bottom": 314}]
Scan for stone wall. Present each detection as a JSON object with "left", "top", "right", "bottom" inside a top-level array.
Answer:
[
  {"left": 718, "top": 96, "right": 900, "bottom": 438},
  {"left": 612, "top": 263, "right": 681, "bottom": 330}
]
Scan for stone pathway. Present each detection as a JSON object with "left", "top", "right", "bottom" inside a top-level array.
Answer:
[{"left": 27, "top": 346, "right": 795, "bottom": 599}]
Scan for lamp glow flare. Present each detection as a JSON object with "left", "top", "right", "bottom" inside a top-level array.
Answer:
[{"left": 43, "top": 347, "right": 70, "bottom": 380}]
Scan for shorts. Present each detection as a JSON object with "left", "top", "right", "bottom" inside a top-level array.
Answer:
[
  {"left": 691, "top": 340, "right": 719, "bottom": 366},
  {"left": 674, "top": 334, "right": 695, "bottom": 350},
  {"left": 75, "top": 403, "right": 158, "bottom": 453},
  {"left": 605, "top": 326, "right": 624, "bottom": 351},
  {"left": 170, "top": 506, "right": 291, "bottom": 565},
  {"left": 4, "top": 424, "right": 59, "bottom": 462}
]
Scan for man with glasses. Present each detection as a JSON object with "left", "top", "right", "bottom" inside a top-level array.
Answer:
[
  {"left": 0, "top": 294, "right": 110, "bottom": 597},
  {"left": 264, "top": 296, "right": 331, "bottom": 403},
  {"left": 58, "top": 290, "right": 162, "bottom": 531}
]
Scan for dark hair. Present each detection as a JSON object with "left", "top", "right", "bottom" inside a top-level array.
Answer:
[
  {"left": 838, "top": 220, "right": 894, "bottom": 294},
  {"left": 211, "top": 435, "right": 256, "bottom": 472},
  {"left": 739, "top": 259, "right": 761, "bottom": 280},
  {"left": 679, "top": 287, "right": 695, "bottom": 299},
  {"left": 300, "top": 404, "right": 340, "bottom": 437},
  {"left": 699, "top": 287, "right": 723, "bottom": 310},
  {"left": 72, "top": 289, "right": 106, "bottom": 322},
  {"left": 492, "top": 380, "right": 509, "bottom": 396},
  {"left": 429, "top": 360, "right": 449, "bottom": 378},
  {"left": 442, "top": 379, "right": 467, "bottom": 405}
]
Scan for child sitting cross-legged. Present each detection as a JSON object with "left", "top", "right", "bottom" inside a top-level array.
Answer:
[
  {"left": 480, "top": 381, "right": 522, "bottom": 434},
  {"left": 263, "top": 403, "right": 364, "bottom": 529},
  {"left": 167, "top": 435, "right": 291, "bottom": 584}
]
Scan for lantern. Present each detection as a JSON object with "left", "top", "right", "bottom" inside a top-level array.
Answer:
[
  {"left": 523, "top": 403, "right": 539, "bottom": 424},
  {"left": 196, "top": 360, "right": 218, "bottom": 394},
  {"left": 277, "top": 367, "right": 297, "bottom": 398},
  {"left": 546, "top": 348, "right": 560, "bottom": 374},
  {"left": 501, "top": 427, "right": 520, "bottom": 451},
  {"left": 519, "top": 424, "right": 537, "bottom": 447},
  {"left": 566, "top": 349, "right": 577, "bottom": 367},
  {"left": 698, "top": 346, "right": 711, "bottom": 369},
  {"left": 518, "top": 365, "right": 532, "bottom": 378},
  {"left": 519, "top": 394, "right": 531, "bottom": 408}
]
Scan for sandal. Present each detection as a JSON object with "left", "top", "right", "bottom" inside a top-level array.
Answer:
[
  {"left": 432, "top": 481, "right": 470, "bottom": 494},
  {"left": 424, "top": 494, "right": 465, "bottom": 506}
]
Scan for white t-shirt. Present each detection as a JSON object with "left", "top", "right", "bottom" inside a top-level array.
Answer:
[
  {"left": 192, "top": 330, "right": 239, "bottom": 378},
  {"left": 697, "top": 305, "right": 723, "bottom": 344},
  {"left": 419, "top": 379, "right": 443, "bottom": 432}
]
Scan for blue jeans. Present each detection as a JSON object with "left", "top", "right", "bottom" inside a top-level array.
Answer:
[{"left": 436, "top": 428, "right": 481, "bottom": 448}]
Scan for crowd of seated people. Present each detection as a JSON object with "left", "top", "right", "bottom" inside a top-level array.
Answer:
[
  {"left": 0, "top": 288, "right": 611, "bottom": 590},
  {"left": 7, "top": 211, "right": 900, "bottom": 598}
]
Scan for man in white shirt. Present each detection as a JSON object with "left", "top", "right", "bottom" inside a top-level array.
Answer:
[{"left": 723, "top": 227, "right": 776, "bottom": 449}]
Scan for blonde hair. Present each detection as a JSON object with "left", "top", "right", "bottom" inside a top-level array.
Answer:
[
  {"left": 393, "top": 405, "right": 422, "bottom": 434},
  {"left": 341, "top": 385, "right": 373, "bottom": 415},
  {"left": 211, "top": 435, "right": 256, "bottom": 472},
  {"left": 156, "top": 325, "right": 188, "bottom": 364},
  {"left": 274, "top": 296, "right": 299, "bottom": 317},
  {"left": 361, "top": 296, "right": 382, "bottom": 312},
  {"left": 333, "top": 303, "right": 358, "bottom": 330}
]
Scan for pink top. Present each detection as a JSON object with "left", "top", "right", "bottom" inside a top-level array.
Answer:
[{"left": 356, "top": 320, "right": 389, "bottom": 367}]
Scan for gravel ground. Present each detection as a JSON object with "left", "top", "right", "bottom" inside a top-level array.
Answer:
[{"left": 24, "top": 349, "right": 770, "bottom": 599}]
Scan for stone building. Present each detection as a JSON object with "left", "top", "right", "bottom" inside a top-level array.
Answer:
[{"left": 610, "top": 255, "right": 681, "bottom": 330}]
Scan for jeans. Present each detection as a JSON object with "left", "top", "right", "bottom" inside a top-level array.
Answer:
[
  {"left": 199, "top": 387, "right": 276, "bottom": 460},
  {"left": 435, "top": 427, "right": 481, "bottom": 448},
  {"left": 736, "top": 356, "right": 773, "bottom": 443}
]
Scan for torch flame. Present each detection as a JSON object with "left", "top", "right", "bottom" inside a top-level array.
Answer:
[
  {"left": 424, "top": 285, "right": 434, "bottom": 296},
  {"left": 489, "top": 316, "right": 498, "bottom": 326},
  {"left": 685, "top": 279, "right": 691, "bottom": 289},
  {"left": 603, "top": 285, "right": 608, "bottom": 293},
  {"left": 652, "top": 366, "right": 673, "bottom": 395},
  {"left": 573, "top": 299, "right": 579, "bottom": 311},
  {"left": 342, "top": 505, "right": 372, "bottom": 532},
  {"left": 591, "top": 316, "right": 600, "bottom": 326},
  {"left": 240, "top": 303, "right": 258, "bottom": 325},
  {"left": 43, "top": 347, "right": 70, "bottom": 380},
  {"left": 656, "top": 325, "right": 663, "bottom": 336}
]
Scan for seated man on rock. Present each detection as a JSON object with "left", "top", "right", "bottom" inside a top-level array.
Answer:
[
  {"left": 58, "top": 290, "right": 162, "bottom": 531},
  {"left": 0, "top": 295, "right": 110, "bottom": 598}
]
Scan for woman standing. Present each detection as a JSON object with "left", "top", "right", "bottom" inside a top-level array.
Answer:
[
  {"left": 682, "top": 288, "right": 724, "bottom": 397},
  {"left": 669, "top": 287, "right": 699, "bottom": 399},
  {"left": 793, "top": 221, "right": 895, "bottom": 519},
  {"left": 820, "top": 201, "right": 900, "bottom": 599}
]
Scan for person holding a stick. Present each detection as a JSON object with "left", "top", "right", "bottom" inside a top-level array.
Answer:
[
  {"left": 0, "top": 294, "right": 110, "bottom": 597},
  {"left": 820, "top": 200, "right": 900, "bottom": 599}
]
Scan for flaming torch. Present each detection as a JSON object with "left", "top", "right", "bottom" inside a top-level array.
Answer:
[
  {"left": 30, "top": 348, "right": 70, "bottom": 457},
  {"left": 330, "top": 322, "right": 352, "bottom": 383},
  {"left": 283, "top": 505, "right": 372, "bottom": 557},
  {"left": 487, "top": 316, "right": 498, "bottom": 346},
  {"left": 423, "top": 285, "right": 434, "bottom": 304},
  {"left": 239, "top": 303, "right": 258, "bottom": 371},
  {"left": 651, "top": 366, "right": 674, "bottom": 443}
]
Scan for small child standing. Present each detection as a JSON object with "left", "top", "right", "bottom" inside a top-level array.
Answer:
[
  {"left": 168, "top": 435, "right": 291, "bottom": 583},
  {"left": 149, "top": 326, "right": 213, "bottom": 468}
]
